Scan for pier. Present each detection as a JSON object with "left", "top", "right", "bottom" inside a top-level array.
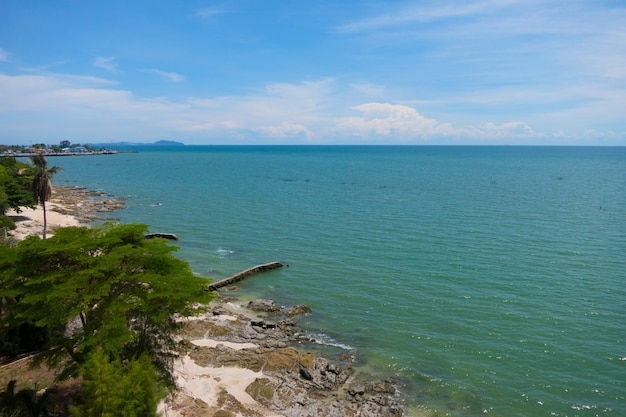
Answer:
[{"left": 207, "top": 261, "right": 283, "bottom": 291}]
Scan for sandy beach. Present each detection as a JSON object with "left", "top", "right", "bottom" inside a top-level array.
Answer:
[
  {"left": 6, "top": 202, "right": 82, "bottom": 240},
  {"left": 4, "top": 188, "right": 404, "bottom": 417},
  {"left": 5, "top": 185, "right": 125, "bottom": 241}
]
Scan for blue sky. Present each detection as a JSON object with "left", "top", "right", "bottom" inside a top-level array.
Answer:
[{"left": 1, "top": 1, "right": 624, "bottom": 145}]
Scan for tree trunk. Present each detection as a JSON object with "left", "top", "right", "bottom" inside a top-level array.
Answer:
[{"left": 42, "top": 201, "right": 47, "bottom": 239}]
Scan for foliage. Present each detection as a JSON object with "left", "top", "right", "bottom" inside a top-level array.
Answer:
[
  {"left": 69, "top": 350, "right": 162, "bottom": 417},
  {"left": 0, "top": 157, "right": 35, "bottom": 214},
  {"left": 0, "top": 222, "right": 214, "bottom": 384}
]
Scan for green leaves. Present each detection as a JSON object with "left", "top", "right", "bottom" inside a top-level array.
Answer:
[
  {"left": 0, "top": 156, "right": 35, "bottom": 214},
  {"left": 70, "top": 350, "right": 164, "bottom": 417},
  {"left": 0, "top": 223, "right": 214, "bottom": 383}
]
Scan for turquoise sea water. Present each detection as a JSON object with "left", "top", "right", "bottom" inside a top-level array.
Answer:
[{"left": 49, "top": 146, "right": 624, "bottom": 417}]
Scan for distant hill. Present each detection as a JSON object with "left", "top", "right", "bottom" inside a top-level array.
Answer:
[{"left": 153, "top": 140, "right": 185, "bottom": 146}]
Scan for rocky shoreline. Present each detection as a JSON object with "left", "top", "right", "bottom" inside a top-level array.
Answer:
[
  {"left": 7, "top": 185, "right": 406, "bottom": 416},
  {"left": 164, "top": 296, "right": 405, "bottom": 417},
  {"left": 47, "top": 185, "right": 127, "bottom": 223}
]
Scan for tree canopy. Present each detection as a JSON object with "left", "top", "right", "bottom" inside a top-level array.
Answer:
[
  {"left": 0, "top": 222, "right": 214, "bottom": 384},
  {"left": 0, "top": 157, "right": 35, "bottom": 231}
]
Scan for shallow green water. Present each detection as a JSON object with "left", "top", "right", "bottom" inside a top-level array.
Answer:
[{"left": 51, "top": 146, "right": 625, "bottom": 416}]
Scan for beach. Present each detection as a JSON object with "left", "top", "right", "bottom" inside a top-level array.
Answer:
[
  {"left": 6, "top": 185, "right": 125, "bottom": 240},
  {"left": 6, "top": 201, "right": 82, "bottom": 240},
  {"left": 4, "top": 186, "right": 405, "bottom": 417}
]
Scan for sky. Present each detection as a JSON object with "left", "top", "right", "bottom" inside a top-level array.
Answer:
[{"left": 0, "top": 1, "right": 625, "bottom": 146}]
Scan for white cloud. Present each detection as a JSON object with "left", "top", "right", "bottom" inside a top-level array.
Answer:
[
  {"left": 336, "top": 103, "right": 457, "bottom": 140},
  {"left": 336, "top": 0, "right": 518, "bottom": 34},
  {"left": 0, "top": 48, "right": 8, "bottom": 62},
  {"left": 256, "top": 122, "right": 313, "bottom": 139},
  {"left": 142, "top": 69, "right": 185, "bottom": 83},
  {"left": 0, "top": 72, "right": 621, "bottom": 145},
  {"left": 335, "top": 102, "right": 547, "bottom": 143},
  {"left": 93, "top": 56, "right": 118, "bottom": 72}
]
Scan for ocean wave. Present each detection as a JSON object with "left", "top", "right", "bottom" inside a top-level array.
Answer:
[
  {"left": 216, "top": 248, "right": 234, "bottom": 258},
  {"left": 300, "top": 332, "right": 354, "bottom": 351}
]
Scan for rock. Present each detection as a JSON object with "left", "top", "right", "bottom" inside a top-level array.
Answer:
[
  {"left": 348, "top": 384, "right": 366, "bottom": 397},
  {"left": 169, "top": 298, "right": 405, "bottom": 417},
  {"left": 286, "top": 304, "right": 312, "bottom": 317},
  {"left": 211, "top": 307, "right": 231, "bottom": 316},
  {"left": 250, "top": 319, "right": 277, "bottom": 329},
  {"left": 247, "top": 299, "right": 281, "bottom": 312},
  {"left": 299, "top": 366, "right": 314, "bottom": 380}
]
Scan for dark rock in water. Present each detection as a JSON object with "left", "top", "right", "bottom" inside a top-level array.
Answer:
[
  {"left": 247, "top": 299, "right": 281, "bottom": 312},
  {"left": 286, "top": 304, "right": 312, "bottom": 317}
]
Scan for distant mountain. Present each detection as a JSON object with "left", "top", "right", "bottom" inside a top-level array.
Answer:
[{"left": 153, "top": 140, "right": 185, "bottom": 146}]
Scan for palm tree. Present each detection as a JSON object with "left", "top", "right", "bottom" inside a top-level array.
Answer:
[{"left": 20, "top": 150, "right": 62, "bottom": 239}]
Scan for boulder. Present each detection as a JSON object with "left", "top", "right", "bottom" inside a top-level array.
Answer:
[
  {"left": 247, "top": 299, "right": 281, "bottom": 312},
  {"left": 286, "top": 304, "right": 312, "bottom": 317}
]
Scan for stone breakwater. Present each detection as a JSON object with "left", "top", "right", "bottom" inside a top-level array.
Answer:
[{"left": 163, "top": 297, "right": 405, "bottom": 417}]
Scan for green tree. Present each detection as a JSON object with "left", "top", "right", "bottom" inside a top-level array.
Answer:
[
  {"left": 0, "top": 157, "right": 34, "bottom": 213},
  {"left": 0, "top": 223, "right": 214, "bottom": 383},
  {"left": 0, "top": 157, "right": 34, "bottom": 243},
  {"left": 16, "top": 151, "right": 61, "bottom": 239},
  {"left": 70, "top": 350, "right": 162, "bottom": 417}
]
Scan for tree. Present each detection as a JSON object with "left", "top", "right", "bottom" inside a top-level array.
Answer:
[
  {"left": 0, "top": 223, "right": 214, "bottom": 383},
  {"left": 19, "top": 150, "right": 62, "bottom": 239},
  {"left": 0, "top": 157, "right": 35, "bottom": 241},
  {"left": 0, "top": 157, "right": 34, "bottom": 213},
  {"left": 70, "top": 350, "right": 162, "bottom": 417}
]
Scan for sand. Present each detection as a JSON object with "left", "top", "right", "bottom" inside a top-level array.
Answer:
[{"left": 6, "top": 202, "right": 82, "bottom": 240}]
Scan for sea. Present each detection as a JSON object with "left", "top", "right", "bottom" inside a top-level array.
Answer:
[{"left": 45, "top": 145, "right": 624, "bottom": 417}]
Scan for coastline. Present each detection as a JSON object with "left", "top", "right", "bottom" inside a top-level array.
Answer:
[
  {"left": 5, "top": 186, "right": 125, "bottom": 240},
  {"left": 162, "top": 298, "right": 404, "bottom": 416},
  {"left": 4, "top": 187, "right": 406, "bottom": 417}
]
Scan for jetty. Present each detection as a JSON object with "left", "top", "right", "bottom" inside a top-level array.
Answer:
[
  {"left": 208, "top": 261, "right": 283, "bottom": 291},
  {"left": 144, "top": 232, "right": 179, "bottom": 240}
]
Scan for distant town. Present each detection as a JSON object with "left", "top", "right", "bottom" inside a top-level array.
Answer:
[
  {"left": 0, "top": 140, "right": 117, "bottom": 157},
  {"left": 0, "top": 139, "right": 185, "bottom": 157}
]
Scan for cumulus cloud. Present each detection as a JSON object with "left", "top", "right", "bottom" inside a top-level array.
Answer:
[
  {"left": 335, "top": 102, "right": 546, "bottom": 142},
  {"left": 0, "top": 48, "right": 8, "bottom": 62},
  {"left": 142, "top": 69, "right": 185, "bottom": 83},
  {"left": 337, "top": 103, "right": 457, "bottom": 140},
  {"left": 93, "top": 56, "right": 118, "bottom": 72}
]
